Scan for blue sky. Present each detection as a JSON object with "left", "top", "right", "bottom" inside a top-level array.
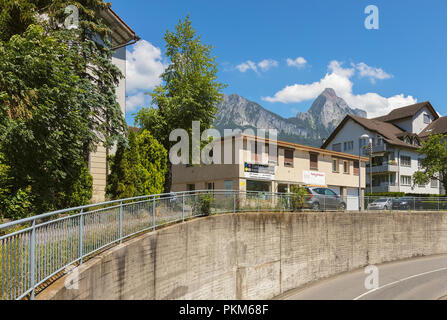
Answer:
[{"left": 112, "top": 0, "right": 447, "bottom": 125}]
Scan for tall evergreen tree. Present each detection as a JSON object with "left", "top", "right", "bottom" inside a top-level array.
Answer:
[{"left": 136, "top": 15, "right": 226, "bottom": 192}]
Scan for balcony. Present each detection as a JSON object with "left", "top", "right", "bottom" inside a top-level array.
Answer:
[
  {"left": 366, "top": 161, "right": 399, "bottom": 174},
  {"left": 371, "top": 144, "right": 387, "bottom": 153},
  {"left": 369, "top": 183, "right": 400, "bottom": 193}
]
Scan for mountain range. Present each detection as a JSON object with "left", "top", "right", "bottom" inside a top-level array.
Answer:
[{"left": 214, "top": 88, "right": 367, "bottom": 147}]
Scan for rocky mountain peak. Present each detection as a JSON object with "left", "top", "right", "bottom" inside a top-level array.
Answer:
[{"left": 215, "top": 89, "right": 368, "bottom": 147}]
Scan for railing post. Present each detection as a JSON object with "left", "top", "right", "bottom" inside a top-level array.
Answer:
[
  {"left": 233, "top": 192, "right": 236, "bottom": 214},
  {"left": 438, "top": 197, "right": 440, "bottom": 211},
  {"left": 79, "top": 209, "right": 83, "bottom": 265},
  {"left": 119, "top": 201, "right": 123, "bottom": 244},
  {"left": 182, "top": 193, "right": 185, "bottom": 222},
  {"left": 30, "top": 219, "right": 36, "bottom": 300},
  {"left": 153, "top": 198, "right": 156, "bottom": 231},
  {"left": 257, "top": 193, "right": 260, "bottom": 213}
]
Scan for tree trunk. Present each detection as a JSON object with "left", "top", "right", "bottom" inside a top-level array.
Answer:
[{"left": 164, "top": 161, "right": 172, "bottom": 193}]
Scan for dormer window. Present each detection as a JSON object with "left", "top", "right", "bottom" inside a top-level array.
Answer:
[
  {"left": 424, "top": 114, "right": 431, "bottom": 124},
  {"left": 405, "top": 137, "right": 412, "bottom": 144}
]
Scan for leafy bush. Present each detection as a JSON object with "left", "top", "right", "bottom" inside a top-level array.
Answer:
[
  {"left": 1, "top": 187, "right": 34, "bottom": 220},
  {"left": 290, "top": 185, "right": 309, "bottom": 212},
  {"left": 106, "top": 130, "right": 167, "bottom": 200},
  {"left": 194, "top": 193, "right": 215, "bottom": 216},
  {"left": 366, "top": 192, "right": 405, "bottom": 197}
]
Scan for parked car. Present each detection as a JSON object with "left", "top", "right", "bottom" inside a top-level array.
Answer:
[
  {"left": 303, "top": 187, "right": 346, "bottom": 211},
  {"left": 367, "top": 198, "right": 392, "bottom": 210},
  {"left": 391, "top": 197, "right": 423, "bottom": 210}
]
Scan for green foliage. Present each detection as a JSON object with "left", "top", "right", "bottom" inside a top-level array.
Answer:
[
  {"left": 413, "top": 134, "right": 447, "bottom": 193},
  {"left": 0, "top": 0, "right": 126, "bottom": 218},
  {"left": 135, "top": 15, "right": 226, "bottom": 191},
  {"left": 136, "top": 130, "right": 168, "bottom": 196},
  {"left": 106, "top": 130, "right": 168, "bottom": 200},
  {"left": 290, "top": 185, "right": 309, "bottom": 212},
  {"left": 193, "top": 193, "right": 215, "bottom": 216},
  {"left": 365, "top": 192, "right": 405, "bottom": 197}
]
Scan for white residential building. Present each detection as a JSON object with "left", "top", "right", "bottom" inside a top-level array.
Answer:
[
  {"left": 89, "top": 8, "right": 139, "bottom": 202},
  {"left": 322, "top": 102, "right": 446, "bottom": 195}
]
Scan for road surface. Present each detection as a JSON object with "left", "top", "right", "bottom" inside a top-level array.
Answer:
[{"left": 278, "top": 254, "right": 447, "bottom": 300}]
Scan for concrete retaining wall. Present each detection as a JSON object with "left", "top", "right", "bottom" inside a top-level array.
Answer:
[{"left": 37, "top": 212, "right": 447, "bottom": 300}]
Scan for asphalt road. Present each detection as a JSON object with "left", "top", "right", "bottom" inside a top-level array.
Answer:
[{"left": 278, "top": 254, "right": 447, "bottom": 300}]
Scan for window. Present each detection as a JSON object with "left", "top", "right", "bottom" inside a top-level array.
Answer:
[
  {"left": 325, "top": 189, "right": 337, "bottom": 196},
  {"left": 332, "top": 159, "right": 339, "bottom": 172},
  {"left": 332, "top": 143, "right": 341, "bottom": 152},
  {"left": 310, "top": 153, "right": 318, "bottom": 170},
  {"left": 343, "top": 160, "right": 350, "bottom": 174},
  {"left": 224, "top": 180, "right": 233, "bottom": 194},
  {"left": 431, "top": 179, "right": 438, "bottom": 188},
  {"left": 424, "top": 114, "right": 431, "bottom": 124},
  {"left": 353, "top": 160, "right": 360, "bottom": 176},
  {"left": 400, "top": 155, "right": 411, "bottom": 167},
  {"left": 344, "top": 141, "right": 354, "bottom": 152},
  {"left": 206, "top": 182, "right": 215, "bottom": 190},
  {"left": 400, "top": 175, "right": 412, "bottom": 186},
  {"left": 284, "top": 149, "right": 294, "bottom": 167},
  {"left": 187, "top": 184, "right": 195, "bottom": 191}
]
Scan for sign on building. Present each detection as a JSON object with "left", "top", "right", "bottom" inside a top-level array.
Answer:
[
  {"left": 303, "top": 170, "right": 326, "bottom": 186},
  {"left": 244, "top": 162, "right": 275, "bottom": 180}
]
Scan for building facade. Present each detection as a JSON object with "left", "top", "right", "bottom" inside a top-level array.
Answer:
[
  {"left": 322, "top": 101, "right": 446, "bottom": 194},
  {"left": 89, "top": 8, "right": 139, "bottom": 203},
  {"left": 172, "top": 134, "right": 367, "bottom": 209}
]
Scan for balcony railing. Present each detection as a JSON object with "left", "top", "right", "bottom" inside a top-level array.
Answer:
[{"left": 367, "top": 162, "right": 399, "bottom": 173}]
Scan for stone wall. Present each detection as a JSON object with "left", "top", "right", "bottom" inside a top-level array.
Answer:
[{"left": 37, "top": 212, "right": 447, "bottom": 300}]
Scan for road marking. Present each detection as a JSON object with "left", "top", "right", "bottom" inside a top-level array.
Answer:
[{"left": 353, "top": 266, "right": 447, "bottom": 300}]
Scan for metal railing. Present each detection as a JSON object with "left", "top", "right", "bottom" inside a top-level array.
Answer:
[{"left": 1, "top": 190, "right": 447, "bottom": 300}]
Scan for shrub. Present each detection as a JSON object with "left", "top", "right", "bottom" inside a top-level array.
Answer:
[
  {"left": 194, "top": 193, "right": 215, "bottom": 216},
  {"left": 290, "top": 185, "right": 309, "bottom": 212}
]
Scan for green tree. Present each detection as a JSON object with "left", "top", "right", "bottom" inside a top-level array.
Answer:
[
  {"left": 136, "top": 15, "right": 226, "bottom": 192},
  {"left": 136, "top": 130, "right": 168, "bottom": 196},
  {"left": 106, "top": 130, "right": 167, "bottom": 200},
  {"left": 413, "top": 134, "right": 447, "bottom": 194},
  {"left": 0, "top": 0, "right": 126, "bottom": 216}
]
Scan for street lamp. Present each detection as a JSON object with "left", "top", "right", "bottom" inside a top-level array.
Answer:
[{"left": 359, "top": 134, "right": 370, "bottom": 210}]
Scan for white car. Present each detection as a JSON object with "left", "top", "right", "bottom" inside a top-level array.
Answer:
[{"left": 367, "top": 198, "right": 392, "bottom": 210}]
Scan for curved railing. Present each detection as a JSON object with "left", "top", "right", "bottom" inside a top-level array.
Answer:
[
  {"left": 0, "top": 190, "right": 298, "bottom": 300},
  {"left": 2, "top": 190, "right": 447, "bottom": 300}
]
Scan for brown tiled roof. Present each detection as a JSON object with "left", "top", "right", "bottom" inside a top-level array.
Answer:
[
  {"left": 373, "top": 101, "right": 439, "bottom": 122},
  {"left": 419, "top": 116, "right": 447, "bottom": 138},
  {"left": 321, "top": 115, "right": 419, "bottom": 150},
  {"left": 128, "top": 126, "right": 140, "bottom": 133}
]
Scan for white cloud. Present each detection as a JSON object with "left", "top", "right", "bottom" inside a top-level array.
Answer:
[
  {"left": 126, "top": 40, "right": 166, "bottom": 93},
  {"left": 126, "top": 92, "right": 151, "bottom": 113},
  {"left": 258, "top": 59, "right": 278, "bottom": 71},
  {"left": 286, "top": 57, "right": 307, "bottom": 68},
  {"left": 262, "top": 60, "right": 416, "bottom": 118},
  {"left": 236, "top": 60, "right": 258, "bottom": 73},
  {"left": 354, "top": 62, "right": 393, "bottom": 83},
  {"left": 236, "top": 59, "right": 278, "bottom": 73}
]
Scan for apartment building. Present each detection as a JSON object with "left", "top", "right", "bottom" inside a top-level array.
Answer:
[
  {"left": 171, "top": 134, "right": 368, "bottom": 209},
  {"left": 89, "top": 8, "right": 139, "bottom": 202},
  {"left": 321, "top": 101, "right": 446, "bottom": 194}
]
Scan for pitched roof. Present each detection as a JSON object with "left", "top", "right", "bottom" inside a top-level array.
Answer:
[
  {"left": 321, "top": 115, "right": 419, "bottom": 150},
  {"left": 373, "top": 101, "right": 439, "bottom": 122},
  {"left": 419, "top": 116, "right": 447, "bottom": 138}
]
